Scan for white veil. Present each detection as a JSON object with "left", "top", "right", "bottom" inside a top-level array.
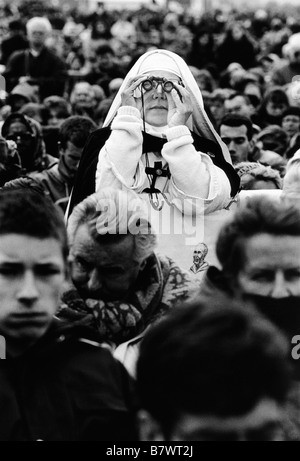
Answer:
[{"left": 103, "top": 49, "right": 232, "bottom": 164}]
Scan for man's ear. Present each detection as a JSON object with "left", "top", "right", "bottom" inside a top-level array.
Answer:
[
  {"left": 137, "top": 409, "right": 166, "bottom": 442},
  {"left": 249, "top": 138, "right": 255, "bottom": 150},
  {"left": 248, "top": 138, "right": 257, "bottom": 156}
]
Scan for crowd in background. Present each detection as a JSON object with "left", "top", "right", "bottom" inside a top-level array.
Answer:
[
  {"left": 0, "top": 1, "right": 300, "bottom": 197},
  {"left": 0, "top": 0, "right": 300, "bottom": 442}
]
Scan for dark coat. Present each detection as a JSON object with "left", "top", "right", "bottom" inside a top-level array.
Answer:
[
  {"left": 1, "top": 34, "right": 28, "bottom": 65},
  {"left": 3, "top": 47, "right": 68, "bottom": 98},
  {"left": 0, "top": 321, "right": 137, "bottom": 441}
]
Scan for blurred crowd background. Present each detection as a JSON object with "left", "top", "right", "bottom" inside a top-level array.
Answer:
[{"left": 1, "top": 0, "right": 300, "bottom": 193}]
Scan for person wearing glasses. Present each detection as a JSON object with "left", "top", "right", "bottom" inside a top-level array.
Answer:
[{"left": 69, "top": 49, "right": 240, "bottom": 217}]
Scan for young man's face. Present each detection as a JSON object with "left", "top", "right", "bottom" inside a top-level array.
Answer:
[
  {"left": 220, "top": 124, "right": 250, "bottom": 164},
  {"left": 237, "top": 233, "right": 300, "bottom": 298},
  {"left": 69, "top": 224, "right": 145, "bottom": 301},
  {"left": 0, "top": 234, "right": 66, "bottom": 351},
  {"left": 59, "top": 141, "right": 82, "bottom": 180}
]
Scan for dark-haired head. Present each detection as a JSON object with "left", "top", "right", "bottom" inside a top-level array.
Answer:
[
  {"left": 0, "top": 189, "right": 68, "bottom": 262},
  {"left": 59, "top": 116, "right": 97, "bottom": 151},
  {"left": 137, "top": 293, "right": 291, "bottom": 439},
  {"left": 220, "top": 114, "right": 254, "bottom": 141}
]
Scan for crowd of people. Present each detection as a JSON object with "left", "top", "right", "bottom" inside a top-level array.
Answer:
[{"left": 0, "top": 0, "right": 300, "bottom": 442}]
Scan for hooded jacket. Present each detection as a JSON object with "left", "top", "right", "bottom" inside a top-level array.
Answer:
[{"left": 1, "top": 113, "right": 57, "bottom": 174}]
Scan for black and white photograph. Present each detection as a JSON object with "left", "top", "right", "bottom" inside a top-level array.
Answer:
[{"left": 0, "top": 0, "right": 299, "bottom": 444}]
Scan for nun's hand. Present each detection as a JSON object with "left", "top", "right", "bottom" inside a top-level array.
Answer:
[
  {"left": 120, "top": 75, "right": 147, "bottom": 109},
  {"left": 166, "top": 84, "right": 193, "bottom": 128}
]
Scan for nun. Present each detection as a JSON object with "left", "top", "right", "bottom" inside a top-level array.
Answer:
[{"left": 68, "top": 49, "right": 240, "bottom": 216}]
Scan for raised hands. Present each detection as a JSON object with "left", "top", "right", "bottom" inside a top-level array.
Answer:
[
  {"left": 120, "top": 74, "right": 193, "bottom": 129},
  {"left": 165, "top": 82, "right": 193, "bottom": 128},
  {"left": 120, "top": 74, "right": 148, "bottom": 110}
]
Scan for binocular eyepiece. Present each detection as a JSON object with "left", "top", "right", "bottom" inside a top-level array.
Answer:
[{"left": 141, "top": 77, "right": 176, "bottom": 93}]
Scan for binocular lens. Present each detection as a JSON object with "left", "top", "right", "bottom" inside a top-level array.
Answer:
[
  {"left": 142, "top": 80, "right": 154, "bottom": 91},
  {"left": 163, "top": 81, "right": 174, "bottom": 92},
  {"left": 141, "top": 79, "right": 175, "bottom": 93}
]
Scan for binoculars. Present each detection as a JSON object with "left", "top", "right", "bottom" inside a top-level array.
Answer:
[{"left": 141, "top": 77, "right": 178, "bottom": 93}]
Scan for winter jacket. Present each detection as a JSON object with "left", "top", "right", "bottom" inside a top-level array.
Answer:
[
  {"left": 3, "top": 47, "right": 67, "bottom": 98},
  {"left": 0, "top": 321, "right": 137, "bottom": 441}
]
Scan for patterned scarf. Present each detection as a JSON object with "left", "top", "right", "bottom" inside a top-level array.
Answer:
[{"left": 57, "top": 254, "right": 173, "bottom": 345}]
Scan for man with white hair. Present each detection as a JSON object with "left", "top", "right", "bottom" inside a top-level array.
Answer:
[
  {"left": 70, "top": 82, "right": 98, "bottom": 119},
  {"left": 57, "top": 188, "right": 200, "bottom": 347},
  {"left": 4, "top": 17, "right": 67, "bottom": 99},
  {"left": 271, "top": 33, "right": 300, "bottom": 86}
]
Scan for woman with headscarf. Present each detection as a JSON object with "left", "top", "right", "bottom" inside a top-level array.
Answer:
[
  {"left": 1, "top": 113, "right": 56, "bottom": 174},
  {"left": 68, "top": 49, "right": 239, "bottom": 216}
]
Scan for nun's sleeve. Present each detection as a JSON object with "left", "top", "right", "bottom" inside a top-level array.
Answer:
[
  {"left": 161, "top": 126, "right": 232, "bottom": 214},
  {"left": 95, "top": 107, "right": 147, "bottom": 192}
]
